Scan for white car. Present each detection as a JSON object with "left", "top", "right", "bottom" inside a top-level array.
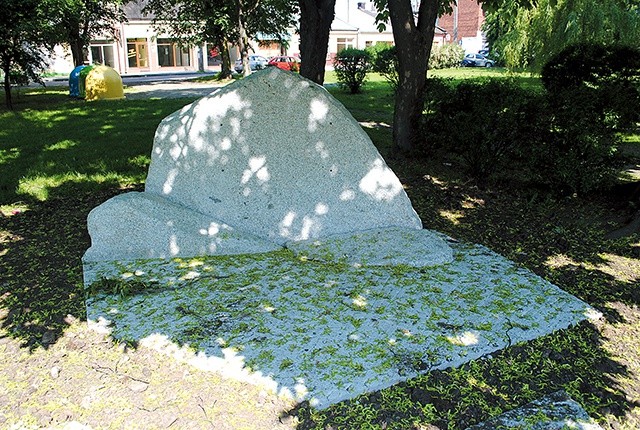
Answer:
[{"left": 234, "top": 55, "right": 269, "bottom": 73}]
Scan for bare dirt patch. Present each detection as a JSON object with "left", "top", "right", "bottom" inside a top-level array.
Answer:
[{"left": 0, "top": 315, "right": 297, "bottom": 429}]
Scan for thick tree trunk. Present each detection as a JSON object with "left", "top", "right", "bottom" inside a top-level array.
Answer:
[
  {"left": 387, "top": 0, "right": 439, "bottom": 152},
  {"left": 299, "top": 0, "right": 336, "bottom": 85},
  {"left": 237, "top": 12, "right": 251, "bottom": 76},
  {"left": 3, "top": 61, "right": 12, "bottom": 110}
]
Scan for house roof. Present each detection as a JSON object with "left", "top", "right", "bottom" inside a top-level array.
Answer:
[
  {"left": 123, "top": 0, "right": 153, "bottom": 20},
  {"left": 331, "top": 18, "right": 359, "bottom": 32}
]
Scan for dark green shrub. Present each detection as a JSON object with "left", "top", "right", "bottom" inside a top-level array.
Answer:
[
  {"left": 333, "top": 48, "right": 371, "bottom": 94},
  {"left": 367, "top": 45, "right": 398, "bottom": 91},
  {"left": 532, "top": 86, "right": 620, "bottom": 194},
  {"left": 422, "top": 76, "right": 621, "bottom": 194},
  {"left": 541, "top": 43, "right": 640, "bottom": 133},
  {"left": 423, "top": 79, "right": 547, "bottom": 180},
  {"left": 428, "top": 44, "right": 465, "bottom": 69}
]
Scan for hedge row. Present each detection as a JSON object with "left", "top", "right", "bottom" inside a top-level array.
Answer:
[{"left": 422, "top": 43, "right": 640, "bottom": 195}]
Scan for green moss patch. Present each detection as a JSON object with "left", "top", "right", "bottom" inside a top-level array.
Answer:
[{"left": 84, "top": 241, "right": 597, "bottom": 408}]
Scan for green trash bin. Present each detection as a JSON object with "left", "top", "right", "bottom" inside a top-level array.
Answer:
[{"left": 78, "top": 65, "right": 94, "bottom": 99}]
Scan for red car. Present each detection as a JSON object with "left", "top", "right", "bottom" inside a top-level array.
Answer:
[{"left": 267, "top": 55, "right": 301, "bottom": 72}]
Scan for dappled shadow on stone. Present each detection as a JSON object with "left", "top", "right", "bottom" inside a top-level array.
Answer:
[{"left": 287, "top": 321, "right": 639, "bottom": 429}]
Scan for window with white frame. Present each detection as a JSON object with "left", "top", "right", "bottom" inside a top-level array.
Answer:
[
  {"left": 337, "top": 37, "right": 354, "bottom": 53},
  {"left": 90, "top": 42, "right": 115, "bottom": 67}
]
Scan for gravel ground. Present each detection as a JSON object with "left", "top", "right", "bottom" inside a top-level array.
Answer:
[{"left": 0, "top": 313, "right": 299, "bottom": 429}]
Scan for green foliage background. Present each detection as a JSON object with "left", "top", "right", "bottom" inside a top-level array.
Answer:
[{"left": 484, "top": 0, "right": 640, "bottom": 70}]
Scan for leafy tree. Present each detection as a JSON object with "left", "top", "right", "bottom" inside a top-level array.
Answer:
[
  {"left": 371, "top": 0, "right": 447, "bottom": 152},
  {"left": 333, "top": 47, "right": 371, "bottom": 93},
  {"left": 144, "top": 0, "right": 236, "bottom": 78},
  {"left": 485, "top": 0, "right": 640, "bottom": 70},
  {"left": 359, "top": 0, "right": 537, "bottom": 152},
  {"left": 0, "top": 0, "right": 56, "bottom": 109},
  {"left": 234, "top": 0, "right": 297, "bottom": 77},
  {"left": 144, "top": 0, "right": 296, "bottom": 78},
  {"left": 50, "top": 0, "right": 128, "bottom": 67},
  {"left": 298, "top": 0, "right": 336, "bottom": 84},
  {"left": 367, "top": 44, "right": 399, "bottom": 90}
]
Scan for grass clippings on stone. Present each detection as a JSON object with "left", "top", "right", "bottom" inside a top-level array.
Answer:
[{"left": 83, "top": 240, "right": 596, "bottom": 408}]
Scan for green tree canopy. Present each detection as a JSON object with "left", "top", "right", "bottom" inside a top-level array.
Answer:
[
  {"left": 485, "top": 0, "right": 640, "bottom": 70},
  {"left": 143, "top": 0, "right": 297, "bottom": 77},
  {"left": 49, "top": 0, "right": 128, "bottom": 67},
  {"left": 0, "top": 0, "right": 57, "bottom": 109}
]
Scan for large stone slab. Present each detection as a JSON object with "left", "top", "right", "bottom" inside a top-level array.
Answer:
[
  {"left": 144, "top": 67, "right": 422, "bottom": 244},
  {"left": 286, "top": 227, "right": 454, "bottom": 267},
  {"left": 82, "top": 68, "right": 600, "bottom": 412},
  {"left": 84, "top": 241, "right": 599, "bottom": 409},
  {"left": 465, "top": 391, "right": 604, "bottom": 430}
]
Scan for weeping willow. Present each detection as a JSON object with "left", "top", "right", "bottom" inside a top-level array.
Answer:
[{"left": 484, "top": 0, "right": 640, "bottom": 70}]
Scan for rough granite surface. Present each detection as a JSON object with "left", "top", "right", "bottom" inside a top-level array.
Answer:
[
  {"left": 143, "top": 67, "right": 422, "bottom": 244},
  {"left": 465, "top": 390, "right": 604, "bottom": 430},
  {"left": 84, "top": 192, "right": 281, "bottom": 262},
  {"left": 286, "top": 227, "right": 454, "bottom": 267},
  {"left": 84, "top": 243, "right": 598, "bottom": 408}
]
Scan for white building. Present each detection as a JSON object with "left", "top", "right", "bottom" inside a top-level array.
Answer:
[
  {"left": 47, "top": 2, "right": 209, "bottom": 76},
  {"left": 46, "top": 0, "right": 454, "bottom": 76}
]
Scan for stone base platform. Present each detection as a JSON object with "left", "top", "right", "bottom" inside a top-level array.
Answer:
[
  {"left": 466, "top": 391, "right": 603, "bottom": 430},
  {"left": 84, "top": 240, "right": 599, "bottom": 409}
]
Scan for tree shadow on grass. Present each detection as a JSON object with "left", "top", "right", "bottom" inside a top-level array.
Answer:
[
  {"left": 0, "top": 92, "right": 195, "bottom": 349},
  {"left": 0, "top": 184, "right": 140, "bottom": 350}
]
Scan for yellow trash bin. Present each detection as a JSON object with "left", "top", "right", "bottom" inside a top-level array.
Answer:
[{"left": 85, "top": 65, "right": 125, "bottom": 101}]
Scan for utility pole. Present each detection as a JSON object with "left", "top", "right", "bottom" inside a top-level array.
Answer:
[{"left": 453, "top": 0, "right": 458, "bottom": 43}]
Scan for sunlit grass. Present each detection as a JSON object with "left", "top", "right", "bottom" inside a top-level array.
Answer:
[{"left": 0, "top": 95, "right": 190, "bottom": 204}]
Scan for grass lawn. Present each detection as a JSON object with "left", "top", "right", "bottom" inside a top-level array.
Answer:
[{"left": 1, "top": 74, "right": 639, "bottom": 429}]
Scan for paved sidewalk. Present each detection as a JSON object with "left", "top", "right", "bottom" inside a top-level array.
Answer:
[{"left": 123, "top": 80, "right": 228, "bottom": 99}]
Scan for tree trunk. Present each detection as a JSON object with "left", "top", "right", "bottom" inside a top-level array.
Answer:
[
  {"left": 387, "top": 0, "right": 439, "bottom": 153},
  {"left": 70, "top": 38, "right": 85, "bottom": 67},
  {"left": 219, "top": 40, "right": 233, "bottom": 79},
  {"left": 3, "top": 60, "right": 12, "bottom": 110},
  {"left": 299, "top": 0, "right": 336, "bottom": 85},
  {"left": 237, "top": 11, "right": 251, "bottom": 76}
]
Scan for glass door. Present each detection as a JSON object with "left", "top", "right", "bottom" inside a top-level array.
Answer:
[{"left": 127, "top": 39, "right": 149, "bottom": 68}]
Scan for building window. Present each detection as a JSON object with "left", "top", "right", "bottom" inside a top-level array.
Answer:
[
  {"left": 337, "top": 37, "right": 354, "bottom": 53},
  {"left": 90, "top": 42, "right": 114, "bottom": 67},
  {"left": 127, "top": 38, "right": 149, "bottom": 68},
  {"left": 157, "top": 39, "right": 191, "bottom": 67}
]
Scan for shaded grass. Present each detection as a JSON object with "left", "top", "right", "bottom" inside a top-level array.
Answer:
[{"left": 1, "top": 79, "right": 639, "bottom": 429}]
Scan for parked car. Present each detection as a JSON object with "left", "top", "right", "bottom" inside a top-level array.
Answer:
[
  {"left": 234, "top": 55, "right": 269, "bottom": 73},
  {"left": 267, "top": 55, "right": 300, "bottom": 71},
  {"left": 462, "top": 53, "right": 494, "bottom": 67}
]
